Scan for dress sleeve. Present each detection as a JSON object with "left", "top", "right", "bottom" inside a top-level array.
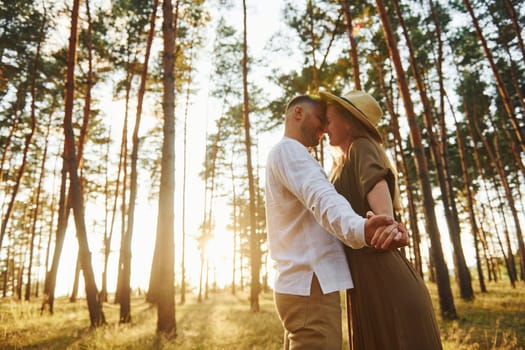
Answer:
[{"left": 351, "top": 138, "right": 394, "bottom": 203}]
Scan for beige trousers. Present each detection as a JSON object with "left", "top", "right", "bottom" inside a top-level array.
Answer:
[{"left": 274, "top": 274, "right": 342, "bottom": 350}]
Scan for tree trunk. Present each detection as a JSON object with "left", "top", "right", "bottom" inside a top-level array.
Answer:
[
  {"left": 113, "top": 71, "right": 131, "bottom": 305},
  {"left": 198, "top": 251, "right": 204, "bottom": 302},
  {"left": 149, "top": 0, "right": 176, "bottom": 335},
  {"left": 449, "top": 96, "right": 486, "bottom": 293},
  {"left": 180, "top": 30, "right": 195, "bottom": 305},
  {"left": 70, "top": 255, "right": 80, "bottom": 302},
  {"left": 339, "top": 0, "right": 361, "bottom": 90},
  {"left": 230, "top": 151, "right": 238, "bottom": 295},
  {"left": 33, "top": 117, "right": 53, "bottom": 299},
  {"left": 242, "top": 0, "right": 260, "bottom": 313},
  {"left": 42, "top": 143, "right": 70, "bottom": 314},
  {"left": 63, "top": 0, "right": 105, "bottom": 327},
  {"left": 375, "top": 0, "right": 457, "bottom": 320},
  {"left": 24, "top": 12, "right": 45, "bottom": 301},
  {"left": 117, "top": 0, "right": 159, "bottom": 324}
]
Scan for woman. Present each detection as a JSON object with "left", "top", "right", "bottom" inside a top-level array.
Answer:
[{"left": 320, "top": 89, "right": 443, "bottom": 350}]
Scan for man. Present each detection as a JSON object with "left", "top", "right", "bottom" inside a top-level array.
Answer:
[{"left": 265, "top": 95, "right": 408, "bottom": 349}]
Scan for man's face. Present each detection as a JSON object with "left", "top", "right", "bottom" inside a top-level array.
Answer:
[{"left": 300, "top": 104, "right": 327, "bottom": 148}]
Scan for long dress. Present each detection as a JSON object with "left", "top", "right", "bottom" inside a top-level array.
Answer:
[{"left": 331, "top": 137, "right": 442, "bottom": 350}]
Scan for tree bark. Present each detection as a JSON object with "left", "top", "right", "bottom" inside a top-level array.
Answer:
[
  {"left": 242, "top": 0, "right": 261, "bottom": 313},
  {"left": 149, "top": 0, "right": 177, "bottom": 335},
  {"left": 63, "top": 0, "right": 105, "bottom": 327},
  {"left": 448, "top": 95, "right": 486, "bottom": 293},
  {"left": 117, "top": 0, "right": 159, "bottom": 324},
  {"left": 339, "top": 0, "right": 361, "bottom": 90},
  {"left": 24, "top": 11, "right": 46, "bottom": 301}
]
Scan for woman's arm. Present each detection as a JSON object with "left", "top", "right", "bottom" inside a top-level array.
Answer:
[
  {"left": 367, "top": 179, "right": 394, "bottom": 216},
  {"left": 367, "top": 179, "right": 408, "bottom": 248}
]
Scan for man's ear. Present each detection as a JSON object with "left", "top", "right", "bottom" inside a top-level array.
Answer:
[{"left": 293, "top": 105, "right": 304, "bottom": 121}]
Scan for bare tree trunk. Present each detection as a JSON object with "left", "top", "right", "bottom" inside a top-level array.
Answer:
[
  {"left": 242, "top": 0, "right": 260, "bottom": 313},
  {"left": 205, "top": 258, "right": 209, "bottom": 299},
  {"left": 43, "top": 144, "right": 69, "bottom": 314},
  {"left": 339, "top": 0, "right": 361, "bottom": 90},
  {"left": 117, "top": 0, "right": 159, "bottom": 324},
  {"left": 27, "top": 117, "right": 52, "bottom": 301},
  {"left": 3, "top": 242, "right": 12, "bottom": 297},
  {"left": 23, "top": 12, "right": 46, "bottom": 301},
  {"left": 448, "top": 95, "right": 486, "bottom": 293},
  {"left": 180, "top": 32, "right": 194, "bottom": 305},
  {"left": 70, "top": 256, "right": 80, "bottom": 302},
  {"left": 198, "top": 251, "right": 204, "bottom": 302},
  {"left": 63, "top": 0, "right": 105, "bottom": 327},
  {"left": 492, "top": 178, "right": 518, "bottom": 288},
  {"left": 230, "top": 150, "right": 238, "bottom": 295},
  {"left": 148, "top": 0, "right": 176, "bottom": 335},
  {"left": 375, "top": 0, "right": 457, "bottom": 320},
  {"left": 306, "top": 0, "right": 319, "bottom": 91},
  {"left": 113, "top": 70, "right": 131, "bottom": 305}
]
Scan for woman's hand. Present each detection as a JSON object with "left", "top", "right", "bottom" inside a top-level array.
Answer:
[{"left": 365, "top": 211, "right": 409, "bottom": 249}]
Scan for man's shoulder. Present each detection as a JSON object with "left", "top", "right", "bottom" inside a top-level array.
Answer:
[{"left": 268, "top": 137, "right": 302, "bottom": 159}]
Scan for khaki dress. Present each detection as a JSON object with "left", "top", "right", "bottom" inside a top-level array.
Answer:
[{"left": 331, "top": 138, "right": 442, "bottom": 350}]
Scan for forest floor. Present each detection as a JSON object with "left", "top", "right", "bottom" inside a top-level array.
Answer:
[{"left": 1, "top": 280, "right": 524, "bottom": 349}]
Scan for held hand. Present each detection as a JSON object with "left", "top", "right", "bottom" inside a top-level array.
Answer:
[
  {"left": 364, "top": 212, "right": 409, "bottom": 250},
  {"left": 364, "top": 214, "right": 394, "bottom": 246},
  {"left": 371, "top": 222, "right": 409, "bottom": 249}
]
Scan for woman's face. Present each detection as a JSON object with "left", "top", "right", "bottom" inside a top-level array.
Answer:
[{"left": 325, "top": 104, "right": 352, "bottom": 150}]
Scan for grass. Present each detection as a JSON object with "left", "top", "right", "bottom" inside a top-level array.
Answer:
[{"left": 1, "top": 281, "right": 524, "bottom": 349}]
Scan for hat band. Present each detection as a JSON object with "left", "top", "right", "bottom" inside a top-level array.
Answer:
[{"left": 339, "top": 96, "right": 367, "bottom": 120}]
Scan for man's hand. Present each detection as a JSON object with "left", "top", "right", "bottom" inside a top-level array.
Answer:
[{"left": 364, "top": 213, "right": 409, "bottom": 250}]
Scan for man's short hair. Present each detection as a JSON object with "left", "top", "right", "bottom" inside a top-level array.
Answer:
[{"left": 285, "top": 94, "right": 325, "bottom": 112}]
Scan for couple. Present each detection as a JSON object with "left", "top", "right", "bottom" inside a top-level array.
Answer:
[{"left": 264, "top": 90, "right": 442, "bottom": 349}]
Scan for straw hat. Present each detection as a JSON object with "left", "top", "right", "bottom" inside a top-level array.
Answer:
[{"left": 319, "top": 90, "right": 383, "bottom": 142}]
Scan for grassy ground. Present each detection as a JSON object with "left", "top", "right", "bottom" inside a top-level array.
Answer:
[{"left": 1, "top": 281, "right": 524, "bottom": 349}]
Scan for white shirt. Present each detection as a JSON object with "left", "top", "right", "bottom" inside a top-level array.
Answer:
[{"left": 265, "top": 137, "right": 366, "bottom": 296}]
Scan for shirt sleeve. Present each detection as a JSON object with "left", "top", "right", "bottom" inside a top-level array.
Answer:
[{"left": 270, "top": 139, "right": 367, "bottom": 248}]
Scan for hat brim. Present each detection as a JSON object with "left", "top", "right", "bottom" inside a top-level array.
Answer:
[{"left": 320, "top": 91, "right": 382, "bottom": 142}]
